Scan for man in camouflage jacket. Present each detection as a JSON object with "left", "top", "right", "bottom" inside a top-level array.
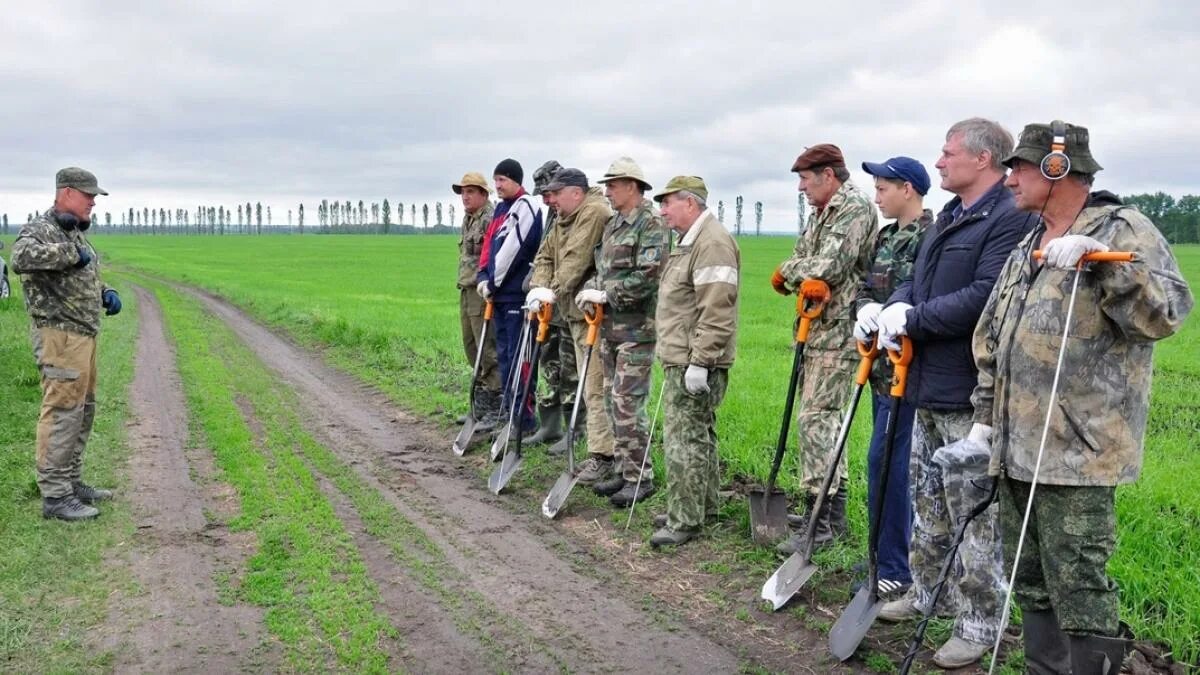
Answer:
[
  {"left": 11, "top": 167, "right": 120, "bottom": 521},
  {"left": 772, "top": 144, "right": 877, "bottom": 554},
  {"left": 650, "top": 176, "right": 739, "bottom": 549},
  {"left": 453, "top": 172, "right": 499, "bottom": 428},
  {"left": 576, "top": 157, "right": 669, "bottom": 508},
  {"left": 971, "top": 121, "right": 1193, "bottom": 674}
]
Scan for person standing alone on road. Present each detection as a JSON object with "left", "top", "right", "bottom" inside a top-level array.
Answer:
[
  {"left": 11, "top": 167, "right": 121, "bottom": 521},
  {"left": 453, "top": 172, "right": 500, "bottom": 430}
]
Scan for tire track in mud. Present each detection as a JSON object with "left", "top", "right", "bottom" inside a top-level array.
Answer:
[{"left": 186, "top": 287, "right": 742, "bottom": 673}]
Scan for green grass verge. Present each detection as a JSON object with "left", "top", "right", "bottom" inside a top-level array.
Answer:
[
  {"left": 0, "top": 270, "right": 137, "bottom": 672},
  {"left": 99, "top": 235, "right": 1200, "bottom": 664}
]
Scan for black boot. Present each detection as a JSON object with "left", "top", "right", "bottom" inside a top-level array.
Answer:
[
  {"left": 828, "top": 489, "right": 847, "bottom": 539},
  {"left": 475, "top": 390, "right": 501, "bottom": 432},
  {"left": 1022, "top": 609, "right": 1071, "bottom": 675},
  {"left": 73, "top": 482, "right": 114, "bottom": 504},
  {"left": 610, "top": 480, "right": 655, "bottom": 507},
  {"left": 776, "top": 494, "right": 832, "bottom": 554},
  {"left": 1069, "top": 631, "right": 1128, "bottom": 675},
  {"left": 524, "top": 405, "right": 564, "bottom": 444},
  {"left": 593, "top": 474, "right": 625, "bottom": 496}
]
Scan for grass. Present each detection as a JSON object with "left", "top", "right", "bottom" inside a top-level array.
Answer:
[
  {"left": 93, "top": 234, "right": 1200, "bottom": 665},
  {"left": 0, "top": 266, "right": 137, "bottom": 672}
]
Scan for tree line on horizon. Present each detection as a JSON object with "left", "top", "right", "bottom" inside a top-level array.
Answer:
[{"left": 1, "top": 192, "right": 1196, "bottom": 243}]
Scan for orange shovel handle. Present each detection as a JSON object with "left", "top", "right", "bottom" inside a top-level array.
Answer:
[
  {"left": 535, "top": 304, "right": 553, "bottom": 342},
  {"left": 887, "top": 336, "right": 914, "bottom": 398},
  {"left": 584, "top": 305, "right": 604, "bottom": 346},
  {"left": 1033, "top": 250, "right": 1134, "bottom": 264},
  {"left": 854, "top": 339, "right": 880, "bottom": 386},
  {"left": 483, "top": 300, "right": 494, "bottom": 321}
]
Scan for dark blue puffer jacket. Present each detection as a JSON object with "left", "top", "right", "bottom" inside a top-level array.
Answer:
[{"left": 887, "top": 179, "right": 1037, "bottom": 410}]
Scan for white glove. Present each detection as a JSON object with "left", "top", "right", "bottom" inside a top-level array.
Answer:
[
  {"left": 575, "top": 288, "right": 607, "bottom": 310},
  {"left": 931, "top": 424, "right": 993, "bottom": 469},
  {"left": 476, "top": 281, "right": 491, "bottom": 299},
  {"left": 684, "top": 364, "right": 709, "bottom": 395},
  {"left": 525, "top": 286, "right": 555, "bottom": 311},
  {"left": 1042, "top": 234, "right": 1109, "bottom": 269},
  {"left": 967, "top": 423, "right": 992, "bottom": 445},
  {"left": 853, "top": 302, "right": 884, "bottom": 342},
  {"left": 876, "top": 302, "right": 913, "bottom": 351}
]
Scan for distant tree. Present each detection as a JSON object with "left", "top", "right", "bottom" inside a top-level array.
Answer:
[
  {"left": 237, "top": 205, "right": 243, "bottom": 228},
  {"left": 448, "top": 204, "right": 456, "bottom": 226},
  {"left": 287, "top": 209, "right": 292, "bottom": 227},
  {"left": 718, "top": 200, "right": 725, "bottom": 224},
  {"left": 2, "top": 214, "right": 8, "bottom": 234},
  {"left": 267, "top": 205, "right": 272, "bottom": 227},
  {"left": 129, "top": 208, "right": 135, "bottom": 232},
  {"left": 381, "top": 199, "right": 391, "bottom": 232},
  {"left": 436, "top": 202, "right": 443, "bottom": 226},
  {"left": 357, "top": 200, "right": 365, "bottom": 225},
  {"left": 255, "top": 202, "right": 263, "bottom": 234},
  {"left": 219, "top": 207, "right": 226, "bottom": 235},
  {"left": 160, "top": 208, "right": 167, "bottom": 232},
  {"left": 411, "top": 204, "right": 416, "bottom": 226},
  {"left": 754, "top": 201, "right": 763, "bottom": 236},
  {"left": 735, "top": 196, "right": 743, "bottom": 236},
  {"left": 371, "top": 202, "right": 379, "bottom": 226},
  {"left": 422, "top": 203, "right": 429, "bottom": 230},
  {"left": 106, "top": 212, "right": 112, "bottom": 229},
  {"left": 344, "top": 201, "right": 351, "bottom": 228},
  {"left": 397, "top": 201, "right": 405, "bottom": 226},
  {"left": 299, "top": 203, "right": 305, "bottom": 233}
]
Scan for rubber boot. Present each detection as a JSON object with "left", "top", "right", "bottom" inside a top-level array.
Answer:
[
  {"left": 547, "top": 407, "right": 585, "bottom": 456},
  {"left": 1068, "top": 631, "right": 1128, "bottom": 675},
  {"left": 524, "top": 404, "right": 564, "bottom": 444},
  {"left": 776, "top": 494, "right": 832, "bottom": 554},
  {"left": 1022, "top": 609, "right": 1071, "bottom": 675},
  {"left": 828, "top": 489, "right": 847, "bottom": 539}
]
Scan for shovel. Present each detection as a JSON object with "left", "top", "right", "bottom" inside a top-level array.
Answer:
[
  {"left": 453, "top": 300, "right": 494, "bottom": 456},
  {"left": 490, "top": 319, "right": 533, "bottom": 462},
  {"left": 761, "top": 337, "right": 878, "bottom": 610},
  {"left": 489, "top": 303, "right": 553, "bottom": 494},
  {"left": 542, "top": 305, "right": 603, "bottom": 519},
  {"left": 749, "top": 287, "right": 827, "bottom": 545},
  {"left": 829, "top": 335, "right": 913, "bottom": 661}
]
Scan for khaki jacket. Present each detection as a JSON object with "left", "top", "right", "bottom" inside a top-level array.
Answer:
[
  {"left": 531, "top": 188, "right": 612, "bottom": 322},
  {"left": 457, "top": 201, "right": 494, "bottom": 289},
  {"left": 972, "top": 197, "right": 1193, "bottom": 486},
  {"left": 655, "top": 211, "right": 740, "bottom": 368}
]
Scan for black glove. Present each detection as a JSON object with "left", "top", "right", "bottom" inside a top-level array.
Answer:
[
  {"left": 74, "top": 246, "right": 92, "bottom": 269},
  {"left": 102, "top": 289, "right": 121, "bottom": 316}
]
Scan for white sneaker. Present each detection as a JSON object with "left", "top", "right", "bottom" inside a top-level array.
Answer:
[{"left": 932, "top": 637, "right": 989, "bottom": 669}]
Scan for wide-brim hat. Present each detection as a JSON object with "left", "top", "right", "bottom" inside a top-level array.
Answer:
[
  {"left": 452, "top": 171, "right": 492, "bottom": 195},
  {"left": 596, "top": 156, "right": 652, "bottom": 191},
  {"left": 1003, "top": 121, "right": 1103, "bottom": 175}
]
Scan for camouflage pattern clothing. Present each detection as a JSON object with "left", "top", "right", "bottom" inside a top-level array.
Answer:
[
  {"left": 662, "top": 365, "right": 727, "bottom": 530},
  {"left": 459, "top": 202, "right": 499, "bottom": 392},
  {"left": 973, "top": 198, "right": 1193, "bottom": 485},
  {"left": 908, "top": 408, "right": 1005, "bottom": 645},
  {"left": 854, "top": 209, "right": 932, "bottom": 395},
  {"left": 11, "top": 210, "right": 110, "bottom": 499},
  {"left": 655, "top": 210, "right": 739, "bottom": 531},
  {"left": 588, "top": 198, "right": 669, "bottom": 481},
  {"left": 777, "top": 181, "right": 878, "bottom": 496},
  {"left": 972, "top": 195, "right": 1192, "bottom": 642}
]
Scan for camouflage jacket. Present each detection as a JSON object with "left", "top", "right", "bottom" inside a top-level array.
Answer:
[
  {"left": 530, "top": 188, "right": 612, "bottom": 323},
  {"left": 854, "top": 209, "right": 932, "bottom": 393},
  {"left": 656, "top": 211, "right": 740, "bottom": 368},
  {"left": 457, "top": 201, "right": 495, "bottom": 289},
  {"left": 584, "top": 199, "right": 669, "bottom": 343},
  {"left": 778, "top": 180, "right": 878, "bottom": 354},
  {"left": 972, "top": 196, "right": 1193, "bottom": 486},
  {"left": 11, "top": 210, "right": 109, "bottom": 337}
]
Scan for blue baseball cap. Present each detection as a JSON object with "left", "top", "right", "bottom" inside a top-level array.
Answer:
[{"left": 861, "top": 156, "right": 931, "bottom": 196}]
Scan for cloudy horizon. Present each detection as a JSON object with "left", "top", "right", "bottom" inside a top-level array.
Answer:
[{"left": 2, "top": 1, "right": 1197, "bottom": 234}]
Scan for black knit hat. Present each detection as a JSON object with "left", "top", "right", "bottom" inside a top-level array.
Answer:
[{"left": 494, "top": 158, "right": 523, "bottom": 185}]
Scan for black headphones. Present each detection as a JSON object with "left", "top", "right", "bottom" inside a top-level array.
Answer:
[
  {"left": 1040, "top": 120, "right": 1071, "bottom": 181},
  {"left": 53, "top": 211, "right": 89, "bottom": 231}
]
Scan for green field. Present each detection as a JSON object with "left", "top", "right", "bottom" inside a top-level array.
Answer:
[{"left": 1, "top": 233, "right": 1197, "bottom": 667}]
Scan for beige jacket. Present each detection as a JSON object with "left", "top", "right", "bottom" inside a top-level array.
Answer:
[
  {"left": 655, "top": 211, "right": 741, "bottom": 368},
  {"left": 530, "top": 188, "right": 612, "bottom": 322}
]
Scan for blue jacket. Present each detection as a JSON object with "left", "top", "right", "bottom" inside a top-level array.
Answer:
[
  {"left": 887, "top": 179, "right": 1036, "bottom": 410},
  {"left": 478, "top": 193, "right": 543, "bottom": 304}
]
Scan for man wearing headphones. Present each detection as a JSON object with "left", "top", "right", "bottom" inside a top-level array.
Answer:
[
  {"left": 11, "top": 167, "right": 120, "bottom": 521},
  {"left": 972, "top": 122, "right": 1192, "bottom": 673}
]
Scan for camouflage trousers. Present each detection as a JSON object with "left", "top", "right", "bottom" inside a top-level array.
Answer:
[
  {"left": 31, "top": 326, "right": 98, "bottom": 499},
  {"left": 662, "top": 365, "right": 727, "bottom": 531},
  {"left": 568, "top": 319, "right": 614, "bottom": 458},
  {"left": 600, "top": 339, "right": 654, "bottom": 482},
  {"left": 796, "top": 349, "right": 859, "bottom": 496},
  {"left": 459, "top": 289, "right": 500, "bottom": 393},
  {"left": 1000, "top": 477, "right": 1119, "bottom": 636},
  {"left": 536, "top": 320, "right": 578, "bottom": 410},
  {"left": 909, "top": 408, "right": 1006, "bottom": 645}
]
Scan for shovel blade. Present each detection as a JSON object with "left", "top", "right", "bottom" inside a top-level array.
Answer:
[
  {"left": 490, "top": 423, "right": 512, "bottom": 462},
  {"left": 829, "top": 586, "right": 882, "bottom": 661},
  {"left": 760, "top": 552, "right": 817, "bottom": 611},
  {"left": 452, "top": 417, "right": 477, "bottom": 456},
  {"left": 488, "top": 451, "right": 523, "bottom": 494},
  {"left": 541, "top": 471, "right": 579, "bottom": 519},
  {"left": 747, "top": 487, "right": 790, "bottom": 545}
]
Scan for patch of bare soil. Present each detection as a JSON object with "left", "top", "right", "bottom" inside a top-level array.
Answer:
[{"left": 93, "top": 286, "right": 276, "bottom": 673}]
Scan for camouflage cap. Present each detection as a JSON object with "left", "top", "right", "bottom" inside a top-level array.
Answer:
[
  {"left": 543, "top": 167, "right": 588, "bottom": 192},
  {"left": 532, "top": 160, "right": 563, "bottom": 195},
  {"left": 56, "top": 167, "right": 108, "bottom": 196},
  {"left": 452, "top": 171, "right": 492, "bottom": 195},
  {"left": 1004, "top": 121, "right": 1103, "bottom": 175},
  {"left": 595, "top": 156, "right": 652, "bottom": 190},
  {"left": 652, "top": 176, "right": 707, "bottom": 203}
]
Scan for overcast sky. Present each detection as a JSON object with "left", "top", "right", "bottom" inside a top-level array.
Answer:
[{"left": 1, "top": 1, "right": 1197, "bottom": 232}]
